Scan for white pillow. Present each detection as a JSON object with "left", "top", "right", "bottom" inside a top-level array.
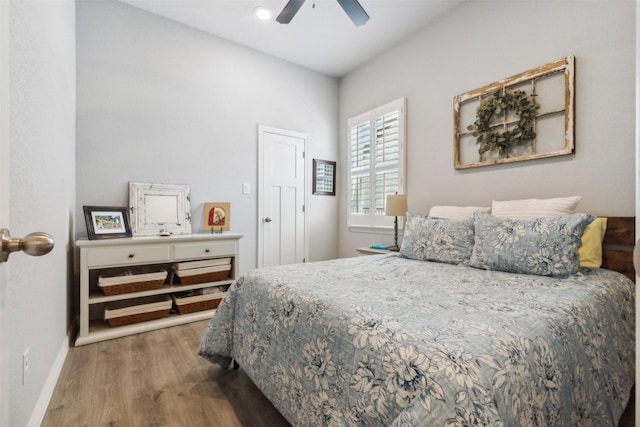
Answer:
[
  {"left": 491, "top": 196, "right": 581, "bottom": 219},
  {"left": 428, "top": 205, "right": 491, "bottom": 220}
]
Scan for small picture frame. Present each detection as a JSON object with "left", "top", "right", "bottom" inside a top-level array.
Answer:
[
  {"left": 83, "top": 206, "right": 132, "bottom": 240},
  {"left": 313, "top": 159, "right": 336, "bottom": 196},
  {"left": 202, "top": 202, "right": 230, "bottom": 232}
]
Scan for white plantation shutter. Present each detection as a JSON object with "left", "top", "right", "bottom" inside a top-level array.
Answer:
[
  {"left": 349, "top": 121, "right": 371, "bottom": 216},
  {"left": 348, "top": 98, "right": 406, "bottom": 229}
]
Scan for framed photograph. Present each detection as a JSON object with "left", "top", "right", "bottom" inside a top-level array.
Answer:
[
  {"left": 129, "top": 182, "right": 192, "bottom": 236},
  {"left": 313, "top": 159, "right": 336, "bottom": 196},
  {"left": 83, "top": 206, "right": 132, "bottom": 240},
  {"left": 202, "top": 202, "right": 230, "bottom": 232}
]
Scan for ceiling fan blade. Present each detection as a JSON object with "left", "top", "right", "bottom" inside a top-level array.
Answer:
[
  {"left": 276, "top": 0, "right": 306, "bottom": 24},
  {"left": 336, "top": 0, "right": 369, "bottom": 26}
]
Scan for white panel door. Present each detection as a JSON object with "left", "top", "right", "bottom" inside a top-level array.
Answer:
[
  {"left": 258, "top": 126, "right": 307, "bottom": 267},
  {"left": 0, "top": 1, "right": 9, "bottom": 423}
]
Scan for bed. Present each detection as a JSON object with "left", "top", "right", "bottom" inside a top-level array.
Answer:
[{"left": 198, "top": 209, "right": 635, "bottom": 426}]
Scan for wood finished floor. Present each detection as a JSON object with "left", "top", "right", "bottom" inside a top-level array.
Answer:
[
  {"left": 42, "top": 320, "right": 291, "bottom": 427},
  {"left": 43, "top": 320, "right": 635, "bottom": 427}
]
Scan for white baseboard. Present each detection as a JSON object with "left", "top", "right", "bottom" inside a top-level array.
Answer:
[{"left": 27, "top": 334, "right": 69, "bottom": 427}]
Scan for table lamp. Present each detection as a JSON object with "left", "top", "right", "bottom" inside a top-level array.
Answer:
[{"left": 385, "top": 194, "right": 407, "bottom": 251}]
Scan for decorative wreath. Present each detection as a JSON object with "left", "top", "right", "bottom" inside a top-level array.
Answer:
[{"left": 467, "top": 90, "right": 539, "bottom": 156}]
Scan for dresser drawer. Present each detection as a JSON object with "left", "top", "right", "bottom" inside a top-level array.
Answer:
[
  {"left": 174, "top": 241, "right": 237, "bottom": 260},
  {"left": 86, "top": 245, "right": 171, "bottom": 268}
]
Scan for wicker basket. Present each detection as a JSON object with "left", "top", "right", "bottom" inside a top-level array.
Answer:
[
  {"left": 174, "top": 258, "right": 231, "bottom": 271},
  {"left": 98, "top": 267, "right": 167, "bottom": 296},
  {"left": 104, "top": 295, "right": 172, "bottom": 327},
  {"left": 106, "top": 310, "right": 170, "bottom": 327},
  {"left": 173, "top": 293, "right": 223, "bottom": 314},
  {"left": 174, "top": 264, "right": 231, "bottom": 285}
]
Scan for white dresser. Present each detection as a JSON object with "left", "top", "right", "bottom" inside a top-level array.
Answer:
[{"left": 75, "top": 233, "right": 242, "bottom": 346}]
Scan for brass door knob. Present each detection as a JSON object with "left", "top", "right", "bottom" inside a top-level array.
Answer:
[{"left": 1, "top": 229, "right": 55, "bottom": 262}]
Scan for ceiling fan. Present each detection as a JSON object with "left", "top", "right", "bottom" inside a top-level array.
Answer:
[{"left": 276, "top": 0, "right": 370, "bottom": 27}]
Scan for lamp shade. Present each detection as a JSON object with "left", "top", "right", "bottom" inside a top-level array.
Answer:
[{"left": 386, "top": 194, "right": 407, "bottom": 216}]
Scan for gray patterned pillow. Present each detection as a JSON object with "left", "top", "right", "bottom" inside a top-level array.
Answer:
[
  {"left": 468, "top": 212, "right": 596, "bottom": 277},
  {"left": 399, "top": 213, "right": 475, "bottom": 264}
]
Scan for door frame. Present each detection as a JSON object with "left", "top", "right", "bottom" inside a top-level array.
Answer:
[{"left": 257, "top": 125, "right": 309, "bottom": 268}]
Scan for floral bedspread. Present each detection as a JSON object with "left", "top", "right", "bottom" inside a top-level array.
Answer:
[{"left": 198, "top": 254, "right": 635, "bottom": 426}]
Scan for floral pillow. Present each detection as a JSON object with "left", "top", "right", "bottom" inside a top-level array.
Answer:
[
  {"left": 468, "top": 212, "right": 596, "bottom": 277},
  {"left": 399, "top": 213, "right": 475, "bottom": 264}
]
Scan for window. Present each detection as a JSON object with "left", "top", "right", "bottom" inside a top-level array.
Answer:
[{"left": 348, "top": 98, "right": 406, "bottom": 231}]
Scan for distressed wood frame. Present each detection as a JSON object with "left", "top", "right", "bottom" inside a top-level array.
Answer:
[
  {"left": 129, "top": 182, "right": 192, "bottom": 236},
  {"left": 453, "top": 56, "right": 575, "bottom": 169}
]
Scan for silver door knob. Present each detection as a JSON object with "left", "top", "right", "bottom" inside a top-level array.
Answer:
[
  {"left": 264, "top": 217, "right": 272, "bottom": 223},
  {"left": 1, "top": 229, "right": 55, "bottom": 263}
]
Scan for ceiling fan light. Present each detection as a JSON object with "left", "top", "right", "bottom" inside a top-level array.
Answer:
[{"left": 253, "top": 6, "right": 273, "bottom": 21}]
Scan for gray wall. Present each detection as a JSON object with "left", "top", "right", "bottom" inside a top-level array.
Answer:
[
  {"left": 8, "top": 1, "right": 76, "bottom": 425},
  {"left": 338, "top": 0, "right": 636, "bottom": 257},
  {"left": 76, "top": 0, "right": 339, "bottom": 271}
]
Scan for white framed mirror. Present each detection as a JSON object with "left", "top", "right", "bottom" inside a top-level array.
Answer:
[{"left": 129, "top": 182, "right": 192, "bottom": 236}]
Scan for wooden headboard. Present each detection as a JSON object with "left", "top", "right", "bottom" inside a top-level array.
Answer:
[{"left": 600, "top": 216, "right": 635, "bottom": 281}]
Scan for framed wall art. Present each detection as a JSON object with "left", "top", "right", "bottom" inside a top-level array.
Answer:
[
  {"left": 313, "top": 159, "right": 336, "bottom": 196},
  {"left": 129, "top": 182, "right": 192, "bottom": 236},
  {"left": 453, "top": 56, "right": 575, "bottom": 169},
  {"left": 202, "top": 202, "right": 230, "bottom": 232},
  {"left": 83, "top": 206, "right": 132, "bottom": 240}
]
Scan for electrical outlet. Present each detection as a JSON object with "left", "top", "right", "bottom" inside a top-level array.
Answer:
[{"left": 22, "top": 348, "right": 29, "bottom": 385}]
